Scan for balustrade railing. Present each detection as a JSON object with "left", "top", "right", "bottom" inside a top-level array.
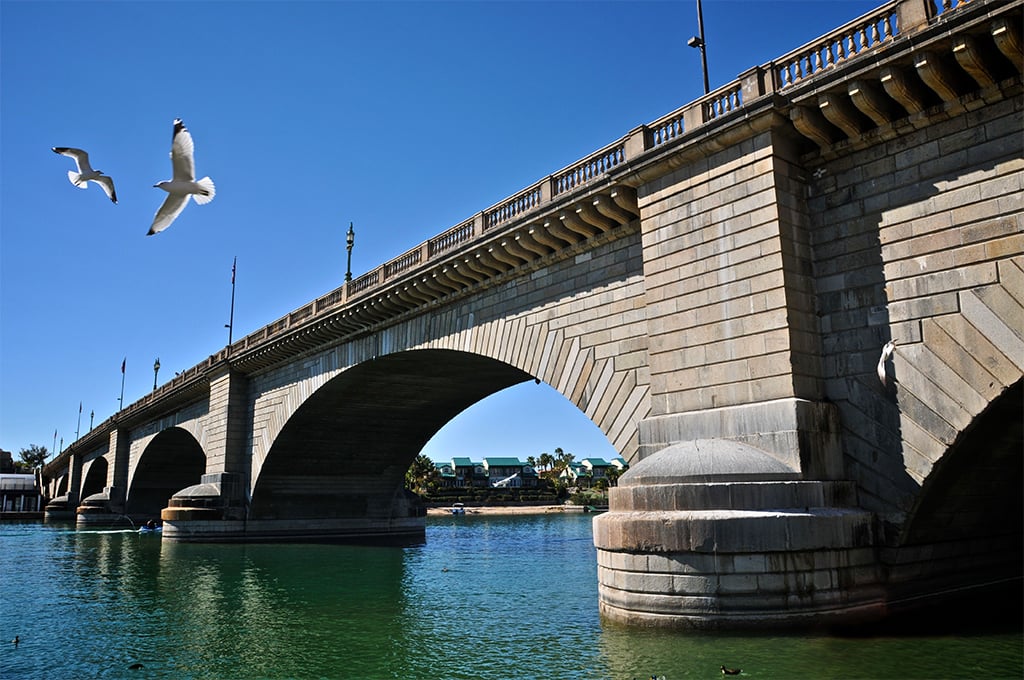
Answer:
[
  {"left": 485, "top": 183, "right": 545, "bottom": 230},
  {"left": 774, "top": 1, "right": 901, "bottom": 90},
  {"left": 553, "top": 142, "right": 626, "bottom": 196},
  {"left": 429, "top": 218, "right": 478, "bottom": 256}
]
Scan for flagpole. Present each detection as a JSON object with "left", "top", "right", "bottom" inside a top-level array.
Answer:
[
  {"left": 119, "top": 358, "right": 126, "bottom": 410},
  {"left": 227, "top": 256, "right": 236, "bottom": 349}
]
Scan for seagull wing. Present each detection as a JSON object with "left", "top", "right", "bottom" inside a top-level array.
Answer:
[
  {"left": 147, "top": 194, "right": 189, "bottom": 235},
  {"left": 877, "top": 340, "right": 896, "bottom": 386},
  {"left": 52, "top": 147, "right": 92, "bottom": 173},
  {"left": 169, "top": 119, "right": 196, "bottom": 181},
  {"left": 93, "top": 176, "right": 118, "bottom": 204}
]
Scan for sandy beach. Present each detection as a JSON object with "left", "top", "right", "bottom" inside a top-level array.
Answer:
[{"left": 425, "top": 504, "right": 590, "bottom": 516}]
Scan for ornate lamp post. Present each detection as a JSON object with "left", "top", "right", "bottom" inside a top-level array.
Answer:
[
  {"left": 153, "top": 357, "right": 161, "bottom": 391},
  {"left": 687, "top": 0, "right": 709, "bottom": 94},
  {"left": 345, "top": 222, "right": 355, "bottom": 283}
]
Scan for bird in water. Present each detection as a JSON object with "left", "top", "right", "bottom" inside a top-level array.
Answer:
[
  {"left": 51, "top": 147, "right": 118, "bottom": 203},
  {"left": 11, "top": 635, "right": 19, "bottom": 646},
  {"left": 148, "top": 118, "right": 216, "bottom": 235},
  {"left": 128, "top": 662, "right": 144, "bottom": 670},
  {"left": 721, "top": 666, "right": 742, "bottom": 676}
]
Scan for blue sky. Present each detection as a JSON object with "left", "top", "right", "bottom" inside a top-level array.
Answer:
[{"left": 1, "top": 0, "right": 881, "bottom": 463}]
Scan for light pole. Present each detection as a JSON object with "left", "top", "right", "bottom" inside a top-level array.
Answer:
[
  {"left": 153, "top": 357, "right": 161, "bottom": 391},
  {"left": 345, "top": 222, "right": 355, "bottom": 283},
  {"left": 687, "top": 0, "right": 709, "bottom": 95},
  {"left": 90, "top": 410, "right": 94, "bottom": 430}
]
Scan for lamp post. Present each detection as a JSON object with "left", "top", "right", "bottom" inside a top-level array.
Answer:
[
  {"left": 345, "top": 222, "right": 355, "bottom": 283},
  {"left": 687, "top": 0, "right": 710, "bottom": 94},
  {"left": 153, "top": 357, "right": 160, "bottom": 391}
]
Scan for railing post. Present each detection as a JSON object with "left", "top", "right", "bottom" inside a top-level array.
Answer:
[
  {"left": 897, "top": 0, "right": 934, "bottom": 34},
  {"left": 623, "top": 125, "right": 649, "bottom": 159},
  {"left": 739, "top": 65, "right": 771, "bottom": 101},
  {"left": 682, "top": 100, "right": 704, "bottom": 131}
]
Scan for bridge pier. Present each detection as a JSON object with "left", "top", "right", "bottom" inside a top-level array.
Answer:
[
  {"left": 75, "top": 486, "right": 132, "bottom": 527},
  {"left": 161, "top": 473, "right": 426, "bottom": 543},
  {"left": 594, "top": 440, "right": 882, "bottom": 629}
]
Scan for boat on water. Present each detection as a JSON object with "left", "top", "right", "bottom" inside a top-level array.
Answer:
[
  {"left": 139, "top": 521, "right": 162, "bottom": 534},
  {"left": 449, "top": 503, "right": 466, "bottom": 515}
]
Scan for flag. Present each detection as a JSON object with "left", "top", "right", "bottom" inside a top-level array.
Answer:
[
  {"left": 121, "top": 358, "right": 126, "bottom": 374},
  {"left": 231, "top": 256, "right": 236, "bottom": 284}
]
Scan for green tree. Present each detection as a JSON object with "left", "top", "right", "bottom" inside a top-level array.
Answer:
[
  {"left": 605, "top": 466, "right": 621, "bottom": 487},
  {"left": 405, "top": 454, "right": 440, "bottom": 496},
  {"left": 553, "top": 447, "right": 574, "bottom": 474},
  {"left": 538, "top": 452, "right": 554, "bottom": 474},
  {"left": 18, "top": 444, "right": 48, "bottom": 471}
]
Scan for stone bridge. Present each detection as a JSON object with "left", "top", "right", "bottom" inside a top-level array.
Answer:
[{"left": 43, "top": 0, "right": 1022, "bottom": 629}]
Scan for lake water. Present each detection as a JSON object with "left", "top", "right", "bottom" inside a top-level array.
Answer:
[{"left": 0, "top": 515, "right": 1020, "bottom": 679}]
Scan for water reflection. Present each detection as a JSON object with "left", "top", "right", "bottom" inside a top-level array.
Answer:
[{"left": 1, "top": 520, "right": 1019, "bottom": 680}]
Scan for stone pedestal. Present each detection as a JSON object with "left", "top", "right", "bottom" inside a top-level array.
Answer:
[{"left": 594, "top": 440, "right": 883, "bottom": 629}]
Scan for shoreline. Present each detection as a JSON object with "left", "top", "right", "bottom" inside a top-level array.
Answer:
[{"left": 425, "top": 504, "right": 598, "bottom": 517}]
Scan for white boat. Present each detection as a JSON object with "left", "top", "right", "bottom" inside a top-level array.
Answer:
[{"left": 449, "top": 503, "right": 466, "bottom": 515}]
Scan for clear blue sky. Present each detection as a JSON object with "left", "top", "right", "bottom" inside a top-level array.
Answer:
[{"left": 1, "top": 0, "right": 880, "bottom": 463}]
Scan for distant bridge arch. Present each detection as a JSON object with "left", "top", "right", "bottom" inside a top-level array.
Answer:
[{"left": 126, "top": 427, "right": 206, "bottom": 520}]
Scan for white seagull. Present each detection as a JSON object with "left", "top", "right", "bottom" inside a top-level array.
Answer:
[
  {"left": 877, "top": 340, "right": 896, "bottom": 388},
  {"left": 51, "top": 147, "right": 118, "bottom": 203},
  {"left": 148, "top": 118, "right": 215, "bottom": 235}
]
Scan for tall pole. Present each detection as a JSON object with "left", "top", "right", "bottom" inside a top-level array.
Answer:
[
  {"left": 345, "top": 223, "right": 355, "bottom": 283},
  {"left": 90, "top": 410, "right": 94, "bottom": 431},
  {"left": 153, "top": 358, "right": 161, "bottom": 391},
  {"left": 119, "top": 357, "right": 126, "bottom": 410},
  {"left": 688, "top": 0, "right": 710, "bottom": 95},
  {"left": 227, "top": 256, "right": 236, "bottom": 348}
]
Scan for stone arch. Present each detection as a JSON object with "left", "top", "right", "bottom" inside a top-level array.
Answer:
[
  {"left": 127, "top": 427, "right": 205, "bottom": 520},
  {"left": 900, "top": 379, "right": 1022, "bottom": 547},
  {"left": 250, "top": 349, "right": 533, "bottom": 521},
  {"left": 891, "top": 259, "right": 1024, "bottom": 488},
  {"left": 80, "top": 457, "right": 108, "bottom": 499}
]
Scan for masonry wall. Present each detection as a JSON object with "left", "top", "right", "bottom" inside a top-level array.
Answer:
[{"left": 808, "top": 92, "right": 1024, "bottom": 515}]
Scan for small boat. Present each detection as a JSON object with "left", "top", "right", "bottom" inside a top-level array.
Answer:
[
  {"left": 139, "top": 522, "right": 162, "bottom": 534},
  {"left": 449, "top": 503, "right": 466, "bottom": 515}
]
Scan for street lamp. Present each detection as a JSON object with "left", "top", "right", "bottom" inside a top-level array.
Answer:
[
  {"left": 688, "top": 0, "right": 709, "bottom": 95},
  {"left": 153, "top": 357, "right": 161, "bottom": 391},
  {"left": 345, "top": 222, "right": 355, "bottom": 283}
]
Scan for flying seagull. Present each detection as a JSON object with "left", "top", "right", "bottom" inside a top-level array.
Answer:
[
  {"left": 877, "top": 340, "right": 896, "bottom": 388},
  {"left": 148, "top": 118, "right": 215, "bottom": 235},
  {"left": 51, "top": 147, "right": 117, "bottom": 203}
]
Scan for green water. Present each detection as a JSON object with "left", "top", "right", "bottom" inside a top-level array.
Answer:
[{"left": 0, "top": 516, "right": 1020, "bottom": 679}]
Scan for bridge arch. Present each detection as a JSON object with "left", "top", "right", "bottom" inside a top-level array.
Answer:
[
  {"left": 251, "top": 349, "right": 534, "bottom": 521},
  {"left": 127, "top": 427, "right": 205, "bottom": 520},
  {"left": 900, "top": 379, "right": 1023, "bottom": 547},
  {"left": 80, "top": 457, "right": 108, "bottom": 499}
]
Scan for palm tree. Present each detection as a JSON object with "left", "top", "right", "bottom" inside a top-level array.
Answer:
[{"left": 538, "top": 452, "right": 554, "bottom": 474}]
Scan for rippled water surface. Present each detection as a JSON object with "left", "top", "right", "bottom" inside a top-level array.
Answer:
[{"left": 0, "top": 516, "right": 1020, "bottom": 679}]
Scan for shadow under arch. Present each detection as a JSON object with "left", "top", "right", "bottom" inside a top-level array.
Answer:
[
  {"left": 81, "top": 456, "right": 108, "bottom": 499},
  {"left": 889, "top": 379, "right": 1023, "bottom": 617},
  {"left": 900, "top": 379, "right": 1023, "bottom": 547},
  {"left": 127, "top": 427, "right": 206, "bottom": 520},
  {"left": 251, "top": 349, "right": 533, "bottom": 521}
]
